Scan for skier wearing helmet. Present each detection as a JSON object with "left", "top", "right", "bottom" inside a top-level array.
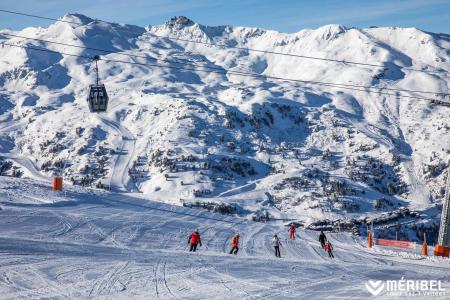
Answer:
[
  {"left": 188, "top": 229, "right": 202, "bottom": 252},
  {"left": 229, "top": 233, "right": 240, "bottom": 255}
]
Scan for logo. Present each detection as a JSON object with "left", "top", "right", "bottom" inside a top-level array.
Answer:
[
  {"left": 366, "top": 280, "right": 385, "bottom": 296},
  {"left": 365, "top": 278, "right": 446, "bottom": 297}
]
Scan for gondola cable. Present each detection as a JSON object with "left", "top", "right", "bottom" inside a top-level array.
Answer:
[
  {"left": 2, "top": 32, "right": 449, "bottom": 97},
  {"left": 2, "top": 41, "right": 446, "bottom": 103}
]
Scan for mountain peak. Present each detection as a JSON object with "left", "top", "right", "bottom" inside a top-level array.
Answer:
[
  {"left": 314, "top": 24, "right": 347, "bottom": 40},
  {"left": 165, "top": 16, "right": 195, "bottom": 28},
  {"left": 60, "top": 13, "right": 94, "bottom": 25}
]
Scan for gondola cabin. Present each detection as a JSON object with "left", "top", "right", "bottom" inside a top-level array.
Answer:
[
  {"left": 87, "top": 55, "right": 109, "bottom": 113},
  {"left": 87, "top": 84, "right": 109, "bottom": 112}
]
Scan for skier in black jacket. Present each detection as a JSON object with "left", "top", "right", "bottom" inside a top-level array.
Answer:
[{"left": 319, "top": 230, "right": 327, "bottom": 248}]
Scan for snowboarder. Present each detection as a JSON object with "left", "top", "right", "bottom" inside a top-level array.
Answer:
[
  {"left": 188, "top": 229, "right": 202, "bottom": 252},
  {"left": 325, "top": 242, "right": 334, "bottom": 258},
  {"left": 289, "top": 224, "right": 296, "bottom": 240},
  {"left": 319, "top": 230, "right": 327, "bottom": 248},
  {"left": 229, "top": 233, "right": 240, "bottom": 255},
  {"left": 272, "top": 234, "right": 282, "bottom": 258}
]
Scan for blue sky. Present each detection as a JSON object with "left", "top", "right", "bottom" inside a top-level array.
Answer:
[{"left": 1, "top": 0, "right": 449, "bottom": 33}]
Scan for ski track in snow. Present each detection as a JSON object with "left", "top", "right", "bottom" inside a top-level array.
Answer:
[
  {"left": 0, "top": 153, "right": 49, "bottom": 183},
  {"left": 0, "top": 178, "right": 449, "bottom": 299},
  {"left": 0, "top": 120, "right": 51, "bottom": 182},
  {"left": 96, "top": 115, "right": 137, "bottom": 192}
]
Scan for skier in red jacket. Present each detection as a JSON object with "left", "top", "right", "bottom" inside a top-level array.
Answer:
[
  {"left": 229, "top": 233, "right": 240, "bottom": 255},
  {"left": 188, "top": 229, "right": 202, "bottom": 252},
  {"left": 289, "top": 224, "right": 296, "bottom": 240},
  {"left": 324, "top": 242, "right": 334, "bottom": 258}
]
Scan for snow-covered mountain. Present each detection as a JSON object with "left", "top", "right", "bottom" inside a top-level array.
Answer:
[{"left": 0, "top": 14, "right": 449, "bottom": 231}]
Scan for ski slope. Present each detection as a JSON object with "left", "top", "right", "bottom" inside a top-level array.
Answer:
[
  {"left": 96, "top": 115, "right": 137, "bottom": 192},
  {"left": 0, "top": 153, "right": 49, "bottom": 182},
  {"left": 0, "top": 177, "right": 448, "bottom": 299}
]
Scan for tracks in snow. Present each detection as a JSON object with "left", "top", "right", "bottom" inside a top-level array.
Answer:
[
  {"left": 152, "top": 260, "right": 175, "bottom": 299},
  {"left": 1, "top": 190, "right": 449, "bottom": 298},
  {"left": 96, "top": 115, "right": 137, "bottom": 193},
  {"left": 0, "top": 153, "right": 49, "bottom": 182},
  {"left": 89, "top": 261, "right": 129, "bottom": 297}
]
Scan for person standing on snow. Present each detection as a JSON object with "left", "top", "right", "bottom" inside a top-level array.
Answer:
[
  {"left": 325, "top": 242, "right": 334, "bottom": 258},
  {"left": 229, "top": 233, "right": 240, "bottom": 255},
  {"left": 272, "top": 234, "right": 282, "bottom": 258},
  {"left": 188, "top": 229, "right": 202, "bottom": 252},
  {"left": 319, "top": 230, "right": 327, "bottom": 248},
  {"left": 289, "top": 224, "right": 296, "bottom": 240}
]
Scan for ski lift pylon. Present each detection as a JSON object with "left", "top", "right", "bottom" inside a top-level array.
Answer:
[{"left": 87, "top": 55, "right": 109, "bottom": 113}]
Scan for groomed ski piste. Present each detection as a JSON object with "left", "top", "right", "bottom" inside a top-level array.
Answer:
[{"left": 0, "top": 177, "right": 449, "bottom": 299}]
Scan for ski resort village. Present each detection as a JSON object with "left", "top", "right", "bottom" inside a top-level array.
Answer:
[{"left": 0, "top": 2, "right": 449, "bottom": 299}]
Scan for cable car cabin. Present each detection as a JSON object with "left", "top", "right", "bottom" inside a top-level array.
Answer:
[{"left": 87, "top": 84, "right": 109, "bottom": 113}]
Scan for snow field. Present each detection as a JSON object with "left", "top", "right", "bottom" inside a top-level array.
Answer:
[{"left": 0, "top": 177, "right": 449, "bottom": 299}]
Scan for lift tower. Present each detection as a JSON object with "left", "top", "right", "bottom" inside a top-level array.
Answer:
[{"left": 435, "top": 161, "right": 450, "bottom": 257}]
